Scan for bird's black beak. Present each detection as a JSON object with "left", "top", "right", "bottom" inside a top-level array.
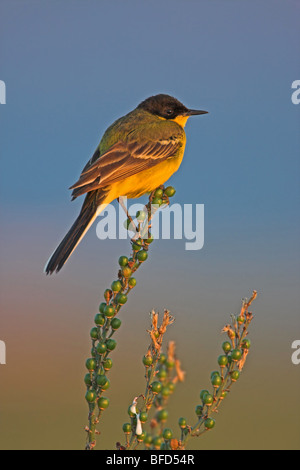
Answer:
[{"left": 185, "top": 109, "right": 208, "bottom": 116}]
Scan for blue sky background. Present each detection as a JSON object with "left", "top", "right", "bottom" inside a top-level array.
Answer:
[{"left": 0, "top": 0, "right": 299, "bottom": 449}]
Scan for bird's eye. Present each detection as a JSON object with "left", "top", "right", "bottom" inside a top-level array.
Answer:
[{"left": 166, "top": 109, "right": 173, "bottom": 115}]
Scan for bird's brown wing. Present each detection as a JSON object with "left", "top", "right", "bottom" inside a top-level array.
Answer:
[{"left": 69, "top": 137, "right": 182, "bottom": 199}]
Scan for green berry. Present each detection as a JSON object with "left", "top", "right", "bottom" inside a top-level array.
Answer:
[
  {"left": 154, "top": 188, "right": 164, "bottom": 198},
  {"left": 157, "top": 409, "right": 168, "bottom": 422},
  {"left": 211, "top": 370, "right": 221, "bottom": 379},
  {"left": 151, "top": 381, "right": 162, "bottom": 394},
  {"left": 137, "top": 432, "right": 146, "bottom": 442},
  {"left": 85, "top": 389, "right": 97, "bottom": 403},
  {"left": 152, "top": 197, "right": 163, "bottom": 206},
  {"left": 128, "top": 277, "right": 137, "bottom": 288},
  {"left": 132, "top": 242, "right": 142, "bottom": 252},
  {"left": 164, "top": 186, "right": 176, "bottom": 197},
  {"left": 90, "top": 327, "right": 98, "bottom": 340},
  {"left": 85, "top": 358, "right": 97, "bottom": 371},
  {"left": 96, "top": 342, "right": 107, "bottom": 355},
  {"left": 162, "top": 428, "right": 173, "bottom": 440},
  {"left": 139, "top": 411, "right": 148, "bottom": 423},
  {"left": 96, "top": 374, "right": 107, "bottom": 387},
  {"left": 123, "top": 219, "right": 130, "bottom": 230},
  {"left": 222, "top": 341, "right": 232, "bottom": 353},
  {"left": 103, "top": 358, "right": 113, "bottom": 370},
  {"left": 166, "top": 359, "right": 175, "bottom": 369},
  {"left": 161, "top": 386, "right": 171, "bottom": 398},
  {"left": 123, "top": 218, "right": 135, "bottom": 231},
  {"left": 110, "top": 318, "right": 122, "bottom": 330},
  {"left": 230, "top": 370, "right": 240, "bottom": 382},
  {"left": 111, "top": 280, "right": 122, "bottom": 293},
  {"left": 211, "top": 374, "right": 222, "bottom": 387},
  {"left": 157, "top": 368, "right": 167, "bottom": 379},
  {"left": 122, "top": 423, "right": 132, "bottom": 434},
  {"left": 104, "top": 289, "right": 112, "bottom": 302},
  {"left": 99, "top": 302, "right": 107, "bottom": 314},
  {"left": 231, "top": 349, "right": 242, "bottom": 361},
  {"left": 118, "top": 256, "right": 128, "bottom": 267},
  {"left": 204, "top": 418, "right": 215, "bottom": 429},
  {"left": 200, "top": 389, "right": 210, "bottom": 401},
  {"left": 202, "top": 393, "right": 213, "bottom": 406},
  {"left": 100, "top": 378, "right": 110, "bottom": 390},
  {"left": 144, "top": 234, "right": 154, "bottom": 245},
  {"left": 153, "top": 436, "right": 163, "bottom": 449},
  {"left": 195, "top": 405, "right": 203, "bottom": 416},
  {"left": 178, "top": 417, "right": 187, "bottom": 428},
  {"left": 144, "top": 434, "right": 152, "bottom": 446},
  {"left": 98, "top": 397, "right": 109, "bottom": 410},
  {"left": 142, "top": 355, "right": 153, "bottom": 367},
  {"left": 136, "top": 210, "right": 147, "bottom": 221},
  {"left": 128, "top": 405, "right": 136, "bottom": 418},
  {"left": 168, "top": 382, "right": 175, "bottom": 393},
  {"left": 241, "top": 338, "right": 251, "bottom": 349},
  {"left": 104, "top": 304, "right": 115, "bottom": 318},
  {"left": 237, "top": 315, "right": 245, "bottom": 324},
  {"left": 218, "top": 355, "right": 229, "bottom": 367},
  {"left": 122, "top": 266, "right": 132, "bottom": 278},
  {"left": 115, "top": 293, "right": 127, "bottom": 305},
  {"left": 155, "top": 188, "right": 164, "bottom": 198},
  {"left": 137, "top": 249, "right": 148, "bottom": 262},
  {"left": 219, "top": 390, "right": 228, "bottom": 400},
  {"left": 84, "top": 373, "right": 92, "bottom": 386},
  {"left": 159, "top": 353, "right": 167, "bottom": 364},
  {"left": 106, "top": 339, "right": 117, "bottom": 351},
  {"left": 94, "top": 313, "right": 106, "bottom": 326}
]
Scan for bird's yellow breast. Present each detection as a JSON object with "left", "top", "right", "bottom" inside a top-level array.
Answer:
[{"left": 109, "top": 141, "right": 186, "bottom": 200}]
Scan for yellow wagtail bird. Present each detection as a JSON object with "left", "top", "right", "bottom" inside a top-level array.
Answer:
[{"left": 45, "top": 94, "right": 208, "bottom": 274}]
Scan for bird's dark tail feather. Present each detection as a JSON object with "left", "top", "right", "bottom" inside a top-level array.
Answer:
[{"left": 44, "top": 197, "right": 100, "bottom": 275}]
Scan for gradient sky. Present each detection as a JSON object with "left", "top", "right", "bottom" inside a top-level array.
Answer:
[{"left": 0, "top": 0, "right": 299, "bottom": 450}]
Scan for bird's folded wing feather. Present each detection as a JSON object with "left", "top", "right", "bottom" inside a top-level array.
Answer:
[{"left": 69, "top": 137, "right": 182, "bottom": 198}]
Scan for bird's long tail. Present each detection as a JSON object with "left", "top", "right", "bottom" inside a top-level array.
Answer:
[{"left": 44, "top": 191, "right": 107, "bottom": 274}]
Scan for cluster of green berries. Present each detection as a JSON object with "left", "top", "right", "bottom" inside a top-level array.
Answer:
[
  {"left": 130, "top": 239, "right": 150, "bottom": 261},
  {"left": 147, "top": 354, "right": 176, "bottom": 449},
  {"left": 85, "top": 297, "right": 124, "bottom": 405},
  {"left": 85, "top": 216, "right": 156, "bottom": 414},
  {"left": 193, "top": 335, "right": 251, "bottom": 433},
  {"left": 147, "top": 352, "right": 176, "bottom": 402},
  {"left": 84, "top": 256, "right": 137, "bottom": 407},
  {"left": 121, "top": 352, "right": 177, "bottom": 449},
  {"left": 123, "top": 404, "right": 174, "bottom": 450},
  {"left": 151, "top": 186, "right": 176, "bottom": 207}
]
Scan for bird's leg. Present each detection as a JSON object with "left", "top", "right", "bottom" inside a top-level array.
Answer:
[
  {"left": 117, "top": 197, "right": 138, "bottom": 234},
  {"left": 149, "top": 189, "right": 156, "bottom": 204},
  {"left": 141, "top": 186, "right": 165, "bottom": 240}
]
